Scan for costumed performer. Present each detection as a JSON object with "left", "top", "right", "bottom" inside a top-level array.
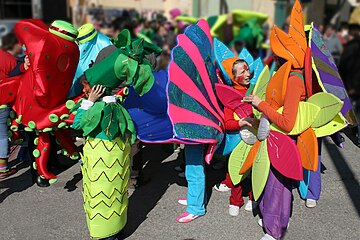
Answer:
[
  {"left": 243, "top": 1, "right": 307, "bottom": 239},
  {"left": 72, "top": 29, "right": 159, "bottom": 239},
  {"left": 219, "top": 57, "right": 257, "bottom": 216},
  {"left": 69, "top": 23, "right": 112, "bottom": 97},
  {"left": 0, "top": 45, "right": 30, "bottom": 178}
]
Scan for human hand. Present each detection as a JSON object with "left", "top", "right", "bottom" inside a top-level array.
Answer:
[
  {"left": 238, "top": 117, "right": 253, "bottom": 128},
  {"left": 243, "top": 95, "right": 262, "bottom": 107},
  {"left": 88, "top": 85, "right": 105, "bottom": 102},
  {"left": 239, "top": 117, "right": 260, "bottom": 129},
  {"left": 24, "top": 55, "right": 30, "bottom": 71}
]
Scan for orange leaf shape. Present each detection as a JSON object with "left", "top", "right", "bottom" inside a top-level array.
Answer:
[
  {"left": 239, "top": 140, "right": 260, "bottom": 174},
  {"left": 265, "top": 61, "right": 291, "bottom": 109},
  {"left": 270, "top": 0, "right": 306, "bottom": 68},
  {"left": 297, "top": 128, "right": 318, "bottom": 171}
]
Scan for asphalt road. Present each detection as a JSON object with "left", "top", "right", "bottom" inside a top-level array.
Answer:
[{"left": 0, "top": 133, "right": 359, "bottom": 240}]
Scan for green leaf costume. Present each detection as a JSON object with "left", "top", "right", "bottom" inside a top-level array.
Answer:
[{"left": 72, "top": 29, "right": 160, "bottom": 239}]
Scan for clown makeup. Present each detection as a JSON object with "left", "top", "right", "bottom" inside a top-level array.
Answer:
[{"left": 232, "top": 60, "right": 251, "bottom": 86}]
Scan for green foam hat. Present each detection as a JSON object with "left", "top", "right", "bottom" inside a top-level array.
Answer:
[
  {"left": 84, "top": 29, "right": 161, "bottom": 96},
  {"left": 84, "top": 48, "right": 124, "bottom": 94},
  {"left": 77, "top": 23, "right": 97, "bottom": 44},
  {"left": 49, "top": 20, "right": 78, "bottom": 42}
]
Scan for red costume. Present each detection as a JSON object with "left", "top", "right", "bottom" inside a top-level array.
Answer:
[
  {"left": 0, "top": 19, "right": 80, "bottom": 184},
  {"left": 0, "top": 49, "right": 17, "bottom": 78}
]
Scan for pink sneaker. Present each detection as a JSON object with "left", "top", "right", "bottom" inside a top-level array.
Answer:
[
  {"left": 178, "top": 198, "right": 187, "bottom": 206},
  {"left": 176, "top": 212, "right": 201, "bottom": 223}
]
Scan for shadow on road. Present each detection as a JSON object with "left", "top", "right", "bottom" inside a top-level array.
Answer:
[
  {"left": 124, "top": 144, "right": 178, "bottom": 237},
  {"left": 124, "top": 144, "right": 226, "bottom": 238},
  {"left": 324, "top": 138, "right": 360, "bottom": 217},
  {"left": 0, "top": 167, "right": 34, "bottom": 203}
]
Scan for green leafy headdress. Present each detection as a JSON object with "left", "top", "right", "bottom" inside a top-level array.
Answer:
[{"left": 84, "top": 29, "right": 162, "bottom": 96}]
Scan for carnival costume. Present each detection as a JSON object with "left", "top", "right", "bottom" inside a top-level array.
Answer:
[
  {"left": 123, "top": 20, "right": 224, "bottom": 221},
  {"left": 211, "top": 37, "right": 266, "bottom": 211},
  {"left": 69, "top": 23, "right": 112, "bottom": 97},
  {"left": 221, "top": 0, "right": 354, "bottom": 238},
  {"left": 0, "top": 19, "right": 80, "bottom": 185},
  {"left": 71, "top": 29, "right": 160, "bottom": 238}
]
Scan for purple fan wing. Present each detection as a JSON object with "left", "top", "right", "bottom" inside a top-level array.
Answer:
[{"left": 310, "top": 24, "right": 354, "bottom": 124}]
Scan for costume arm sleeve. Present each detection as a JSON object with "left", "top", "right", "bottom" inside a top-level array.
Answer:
[
  {"left": 224, "top": 107, "right": 240, "bottom": 131},
  {"left": 72, "top": 100, "right": 94, "bottom": 130},
  {"left": 8, "top": 56, "right": 26, "bottom": 77},
  {"left": 257, "top": 75, "right": 304, "bottom": 132}
]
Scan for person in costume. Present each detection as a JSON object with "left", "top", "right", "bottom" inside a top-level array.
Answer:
[
  {"left": 300, "top": 20, "right": 355, "bottom": 209},
  {"left": 243, "top": 1, "right": 307, "bottom": 239},
  {"left": 176, "top": 144, "right": 207, "bottom": 222},
  {"left": 0, "top": 19, "right": 81, "bottom": 186},
  {"left": 220, "top": 57, "right": 257, "bottom": 216},
  {"left": 0, "top": 40, "right": 30, "bottom": 178},
  {"left": 72, "top": 29, "right": 159, "bottom": 239},
  {"left": 244, "top": 50, "right": 303, "bottom": 240},
  {"left": 120, "top": 20, "right": 225, "bottom": 223},
  {"left": 69, "top": 23, "right": 112, "bottom": 98},
  {"left": 212, "top": 36, "right": 265, "bottom": 214}
]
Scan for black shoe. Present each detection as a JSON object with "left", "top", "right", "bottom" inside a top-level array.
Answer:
[
  {"left": 35, "top": 175, "right": 50, "bottom": 187},
  {"left": 135, "top": 174, "right": 151, "bottom": 188}
]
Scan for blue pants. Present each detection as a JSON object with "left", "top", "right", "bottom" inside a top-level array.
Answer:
[
  {"left": 184, "top": 144, "right": 206, "bottom": 216},
  {"left": 0, "top": 106, "right": 10, "bottom": 159}
]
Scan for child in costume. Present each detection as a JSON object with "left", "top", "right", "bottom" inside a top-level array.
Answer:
[
  {"left": 0, "top": 46, "right": 30, "bottom": 178},
  {"left": 72, "top": 29, "right": 158, "bottom": 239},
  {"left": 0, "top": 19, "right": 81, "bottom": 186},
  {"left": 245, "top": 62, "right": 305, "bottom": 240},
  {"left": 69, "top": 23, "right": 112, "bottom": 97},
  {"left": 220, "top": 57, "right": 256, "bottom": 216},
  {"left": 212, "top": 36, "right": 265, "bottom": 215},
  {"left": 73, "top": 70, "right": 134, "bottom": 239}
]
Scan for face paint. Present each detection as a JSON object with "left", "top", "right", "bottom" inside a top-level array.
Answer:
[
  {"left": 243, "top": 64, "right": 249, "bottom": 71},
  {"left": 236, "top": 75, "right": 245, "bottom": 83}
]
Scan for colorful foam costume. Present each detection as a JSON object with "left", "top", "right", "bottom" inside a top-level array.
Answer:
[
  {"left": 224, "top": 1, "right": 349, "bottom": 238},
  {"left": 69, "top": 23, "right": 112, "bottom": 97},
  {"left": 214, "top": 39, "right": 263, "bottom": 151},
  {"left": 0, "top": 19, "right": 81, "bottom": 185},
  {"left": 123, "top": 20, "right": 225, "bottom": 221},
  {"left": 124, "top": 19, "right": 224, "bottom": 158},
  {"left": 71, "top": 29, "right": 159, "bottom": 238}
]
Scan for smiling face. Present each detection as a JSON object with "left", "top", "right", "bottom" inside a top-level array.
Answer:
[{"left": 232, "top": 60, "right": 251, "bottom": 87}]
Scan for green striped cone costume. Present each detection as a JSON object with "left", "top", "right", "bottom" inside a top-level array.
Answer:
[
  {"left": 72, "top": 29, "right": 160, "bottom": 238},
  {"left": 81, "top": 137, "right": 130, "bottom": 239}
]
